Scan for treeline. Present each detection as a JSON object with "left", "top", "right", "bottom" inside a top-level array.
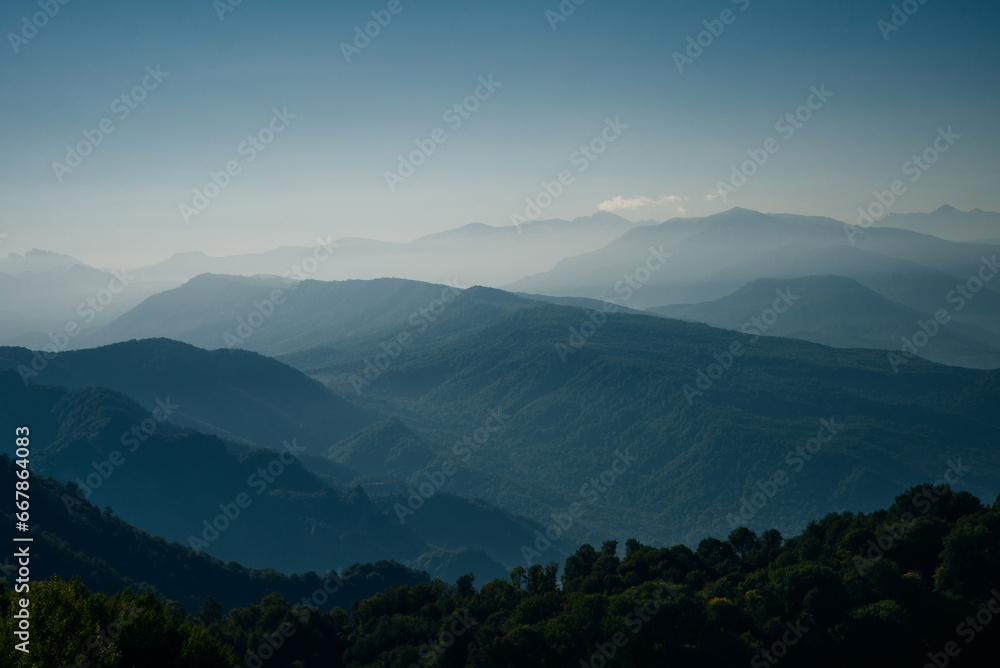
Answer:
[{"left": 3, "top": 483, "right": 999, "bottom": 667}]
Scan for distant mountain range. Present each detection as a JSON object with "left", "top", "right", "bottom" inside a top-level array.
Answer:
[
  {"left": 880, "top": 205, "right": 1000, "bottom": 242},
  {"left": 501, "top": 207, "right": 1000, "bottom": 368},
  {"left": 506, "top": 207, "right": 1000, "bottom": 308},
  {"left": 0, "top": 213, "right": 639, "bottom": 349},
  {"left": 129, "top": 212, "right": 643, "bottom": 286},
  {"left": 52, "top": 206, "right": 1000, "bottom": 370},
  {"left": 6, "top": 206, "right": 1000, "bottom": 370},
  {"left": 0, "top": 248, "right": 83, "bottom": 275},
  {"left": 0, "top": 250, "right": 172, "bottom": 345}
]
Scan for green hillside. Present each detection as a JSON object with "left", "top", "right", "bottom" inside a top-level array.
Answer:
[{"left": 289, "top": 289, "right": 1000, "bottom": 551}]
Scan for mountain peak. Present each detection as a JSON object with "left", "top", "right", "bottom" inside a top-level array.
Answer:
[
  {"left": 705, "top": 207, "right": 774, "bottom": 222},
  {"left": 459, "top": 285, "right": 537, "bottom": 304},
  {"left": 933, "top": 204, "right": 961, "bottom": 214},
  {"left": 571, "top": 211, "right": 631, "bottom": 225},
  {"left": 26, "top": 248, "right": 66, "bottom": 257},
  {"left": 0, "top": 248, "right": 86, "bottom": 274},
  {"left": 708, "top": 206, "right": 765, "bottom": 217},
  {"left": 20, "top": 248, "right": 84, "bottom": 263}
]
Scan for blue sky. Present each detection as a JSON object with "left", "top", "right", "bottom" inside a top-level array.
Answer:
[{"left": 1, "top": 0, "right": 998, "bottom": 267}]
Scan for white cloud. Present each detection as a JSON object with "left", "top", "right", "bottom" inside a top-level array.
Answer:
[{"left": 598, "top": 195, "right": 689, "bottom": 212}]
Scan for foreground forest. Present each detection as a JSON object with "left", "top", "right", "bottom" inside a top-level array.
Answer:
[{"left": 3, "top": 481, "right": 999, "bottom": 667}]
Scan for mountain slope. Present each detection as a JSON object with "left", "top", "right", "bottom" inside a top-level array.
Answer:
[
  {"left": 648, "top": 275, "right": 1000, "bottom": 369},
  {"left": 0, "top": 338, "right": 373, "bottom": 454},
  {"left": 287, "top": 297, "right": 1000, "bottom": 551},
  {"left": 0, "top": 453, "right": 430, "bottom": 614},
  {"left": 750, "top": 245, "right": 1000, "bottom": 347},
  {"left": 329, "top": 417, "right": 439, "bottom": 479},
  {"left": 83, "top": 275, "right": 474, "bottom": 357},
  {"left": 0, "top": 370, "right": 426, "bottom": 573},
  {"left": 84, "top": 275, "right": 544, "bottom": 369},
  {"left": 0, "top": 365, "right": 561, "bottom": 580}
]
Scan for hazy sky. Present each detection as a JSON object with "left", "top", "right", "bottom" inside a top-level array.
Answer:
[{"left": 1, "top": 0, "right": 998, "bottom": 267}]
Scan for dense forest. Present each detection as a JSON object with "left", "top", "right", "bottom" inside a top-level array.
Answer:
[{"left": 3, "top": 481, "right": 998, "bottom": 667}]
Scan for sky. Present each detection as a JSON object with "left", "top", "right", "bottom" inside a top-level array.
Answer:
[{"left": 1, "top": 0, "right": 998, "bottom": 268}]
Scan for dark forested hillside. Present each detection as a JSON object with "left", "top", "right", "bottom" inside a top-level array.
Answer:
[
  {"left": 0, "top": 369, "right": 560, "bottom": 582},
  {"left": 0, "top": 454, "right": 430, "bottom": 616},
  {"left": 0, "top": 370, "right": 428, "bottom": 574},
  {"left": 3, "top": 484, "right": 998, "bottom": 667}
]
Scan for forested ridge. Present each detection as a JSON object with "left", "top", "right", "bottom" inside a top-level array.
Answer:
[{"left": 3, "top": 480, "right": 998, "bottom": 667}]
